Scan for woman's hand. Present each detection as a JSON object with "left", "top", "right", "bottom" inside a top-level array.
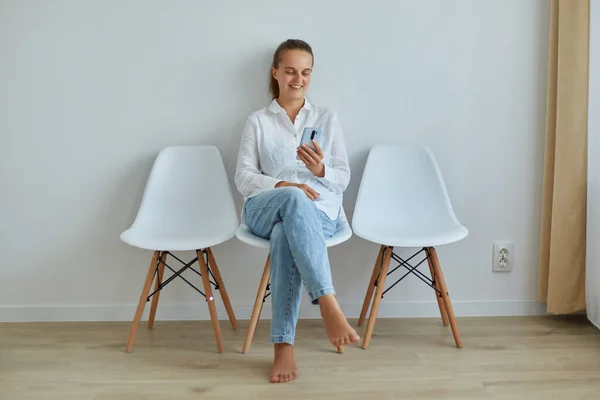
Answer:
[
  {"left": 275, "top": 181, "right": 320, "bottom": 201},
  {"left": 297, "top": 140, "right": 325, "bottom": 178}
]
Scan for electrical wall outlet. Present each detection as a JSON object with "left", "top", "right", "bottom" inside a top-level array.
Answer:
[{"left": 493, "top": 241, "right": 514, "bottom": 272}]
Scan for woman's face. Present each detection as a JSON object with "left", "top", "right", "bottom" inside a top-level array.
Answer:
[{"left": 272, "top": 49, "right": 313, "bottom": 101}]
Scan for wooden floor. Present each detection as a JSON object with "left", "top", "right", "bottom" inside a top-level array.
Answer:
[{"left": 1, "top": 316, "right": 599, "bottom": 399}]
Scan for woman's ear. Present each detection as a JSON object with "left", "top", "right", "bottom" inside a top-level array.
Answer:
[{"left": 271, "top": 66, "right": 277, "bottom": 80}]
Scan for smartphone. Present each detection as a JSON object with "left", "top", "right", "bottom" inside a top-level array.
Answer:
[
  {"left": 299, "top": 127, "right": 323, "bottom": 149},
  {"left": 297, "top": 127, "right": 323, "bottom": 159}
]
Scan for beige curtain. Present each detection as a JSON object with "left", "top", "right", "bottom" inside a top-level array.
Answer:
[{"left": 538, "top": 0, "right": 590, "bottom": 314}]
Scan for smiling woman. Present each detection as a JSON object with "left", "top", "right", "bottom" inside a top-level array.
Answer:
[
  {"left": 234, "top": 39, "right": 357, "bottom": 384},
  {"left": 269, "top": 39, "right": 314, "bottom": 106}
]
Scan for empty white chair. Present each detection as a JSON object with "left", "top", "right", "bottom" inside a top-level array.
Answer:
[
  {"left": 121, "top": 146, "right": 239, "bottom": 353},
  {"left": 237, "top": 208, "right": 353, "bottom": 354},
  {"left": 352, "top": 143, "right": 468, "bottom": 349}
]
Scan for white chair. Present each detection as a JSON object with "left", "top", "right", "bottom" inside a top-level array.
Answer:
[
  {"left": 120, "top": 145, "right": 239, "bottom": 353},
  {"left": 237, "top": 207, "right": 353, "bottom": 354},
  {"left": 352, "top": 143, "right": 468, "bottom": 349}
]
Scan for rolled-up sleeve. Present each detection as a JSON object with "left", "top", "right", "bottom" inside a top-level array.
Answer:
[
  {"left": 234, "top": 117, "right": 280, "bottom": 198},
  {"left": 317, "top": 112, "right": 351, "bottom": 194}
]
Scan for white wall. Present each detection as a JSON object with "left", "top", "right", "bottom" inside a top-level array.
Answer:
[
  {"left": 587, "top": 0, "right": 600, "bottom": 329},
  {"left": 0, "top": 0, "right": 550, "bottom": 322}
]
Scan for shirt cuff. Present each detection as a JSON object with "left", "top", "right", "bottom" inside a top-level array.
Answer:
[
  {"left": 317, "top": 165, "right": 334, "bottom": 186},
  {"left": 261, "top": 175, "right": 281, "bottom": 189}
]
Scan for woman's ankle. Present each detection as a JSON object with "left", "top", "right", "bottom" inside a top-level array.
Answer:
[
  {"left": 274, "top": 343, "right": 294, "bottom": 353},
  {"left": 318, "top": 293, "right": 340, "bottom": 309}
]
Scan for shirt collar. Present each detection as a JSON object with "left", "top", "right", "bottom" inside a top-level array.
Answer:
[{"left": 268, "top": 98, "right": 314, "bottom": 114}]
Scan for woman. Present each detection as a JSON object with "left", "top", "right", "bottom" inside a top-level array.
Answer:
[{"left": 234, "top": 39, "right": 360, "bottom": 384}]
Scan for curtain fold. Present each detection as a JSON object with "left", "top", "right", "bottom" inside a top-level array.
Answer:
[{"left": 538, "top": 0, "right": 590, "bottom": 314}]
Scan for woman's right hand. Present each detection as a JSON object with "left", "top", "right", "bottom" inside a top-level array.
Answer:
[{"left": 275, "top": 181, "right": 320, "bottom": 201}]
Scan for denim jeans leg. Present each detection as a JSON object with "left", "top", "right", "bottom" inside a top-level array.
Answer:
[
  {"left": 268, "top": 222, "right": 302, "bottom": 344},
  {"left": 244, "top": 187, "right": 339, "bottom": 345}
]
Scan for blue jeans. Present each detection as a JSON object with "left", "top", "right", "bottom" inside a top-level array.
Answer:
[{"left": 244, "top": 187, "right": 338, "bottom": 345}]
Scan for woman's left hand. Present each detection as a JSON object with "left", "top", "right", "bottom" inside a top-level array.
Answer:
[{"left": 297, "top": 140, "right": 325, "bottom": 178}]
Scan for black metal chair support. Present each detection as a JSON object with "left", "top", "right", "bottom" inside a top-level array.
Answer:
[
  {"left": 146, "top": 250, "right": 219, "bottom": 301},
  {"left": 374, "top": 247, "right": 443, "bottom": 298}
]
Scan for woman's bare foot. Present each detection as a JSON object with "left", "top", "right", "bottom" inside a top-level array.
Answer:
[
  {"left": 270, "top": 343, "right": 298, "bottom": 383},
  {"left": 319, "top": 294, "right": 361, "bottom": 348}
]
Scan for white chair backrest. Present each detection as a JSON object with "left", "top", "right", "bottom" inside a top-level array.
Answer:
[
  {"left": 352, "top": 143, "right": 461, "bottom": 232},
  {"left": 130, "top": 145, "right": 238, "bottom": 239}
]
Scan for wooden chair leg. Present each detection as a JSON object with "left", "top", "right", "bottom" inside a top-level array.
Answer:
[
  {"left": 242, "top": 255, "right": 271, "bottom": 354},
  {"left": 425, "top": 248, "right": 449, "bottom": 326},
  {"left": 428, "top": 247, "right": 462, "bottom": 348},
  {"left": 197, "top": 250, "right": 224, "bottom": 353},
  {"left": 358, "top": 245, "right": 385, "bottom": 327},
  {"left": 362, "top": 246, "right": 393, "bottom": 349},
  {"left": 148, "top": 251, "right": 167, "bottom": 330},
  {"left": 205, "top": 248, "right": 238, "bottom": 330},
  {"left": 126, "top": 251, "right": 159, "bottom": 353}
]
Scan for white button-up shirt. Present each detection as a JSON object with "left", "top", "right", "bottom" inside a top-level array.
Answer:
[{"left": 234, "top": 98, "right": 350, "bottom": 220}]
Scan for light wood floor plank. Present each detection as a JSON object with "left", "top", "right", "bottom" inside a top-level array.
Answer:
[{"left": 0, "top": 316, "right": 599, "bottom": 399}]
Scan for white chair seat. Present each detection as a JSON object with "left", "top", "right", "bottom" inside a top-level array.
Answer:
[
  {"left": 353, "top": 221, "right": 468, "bottom": 248},
  {"left": 236, "top": 220, "right": 353, "bottom": 249},
  {"left": 122, "top": 220, "right": 237, "bottom": 251},
  {"left": 120, "top": 146, "right": 238, "bottom": 252},
  {"left": 352, "top": 143, "right": 468, "bottom": 248}
]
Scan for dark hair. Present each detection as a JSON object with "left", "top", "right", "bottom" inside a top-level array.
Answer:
[{"left": 269, "top": 39, "right": 314, "bottom": 99}]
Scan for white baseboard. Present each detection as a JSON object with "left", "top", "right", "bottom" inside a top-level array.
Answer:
[{"left": 0, "top": 300, "right": 546, "bottom": 323}]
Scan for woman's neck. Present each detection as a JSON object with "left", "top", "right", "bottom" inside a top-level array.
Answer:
[{"left": 277, "top": 97, "right": 305, "bottom": 124}]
